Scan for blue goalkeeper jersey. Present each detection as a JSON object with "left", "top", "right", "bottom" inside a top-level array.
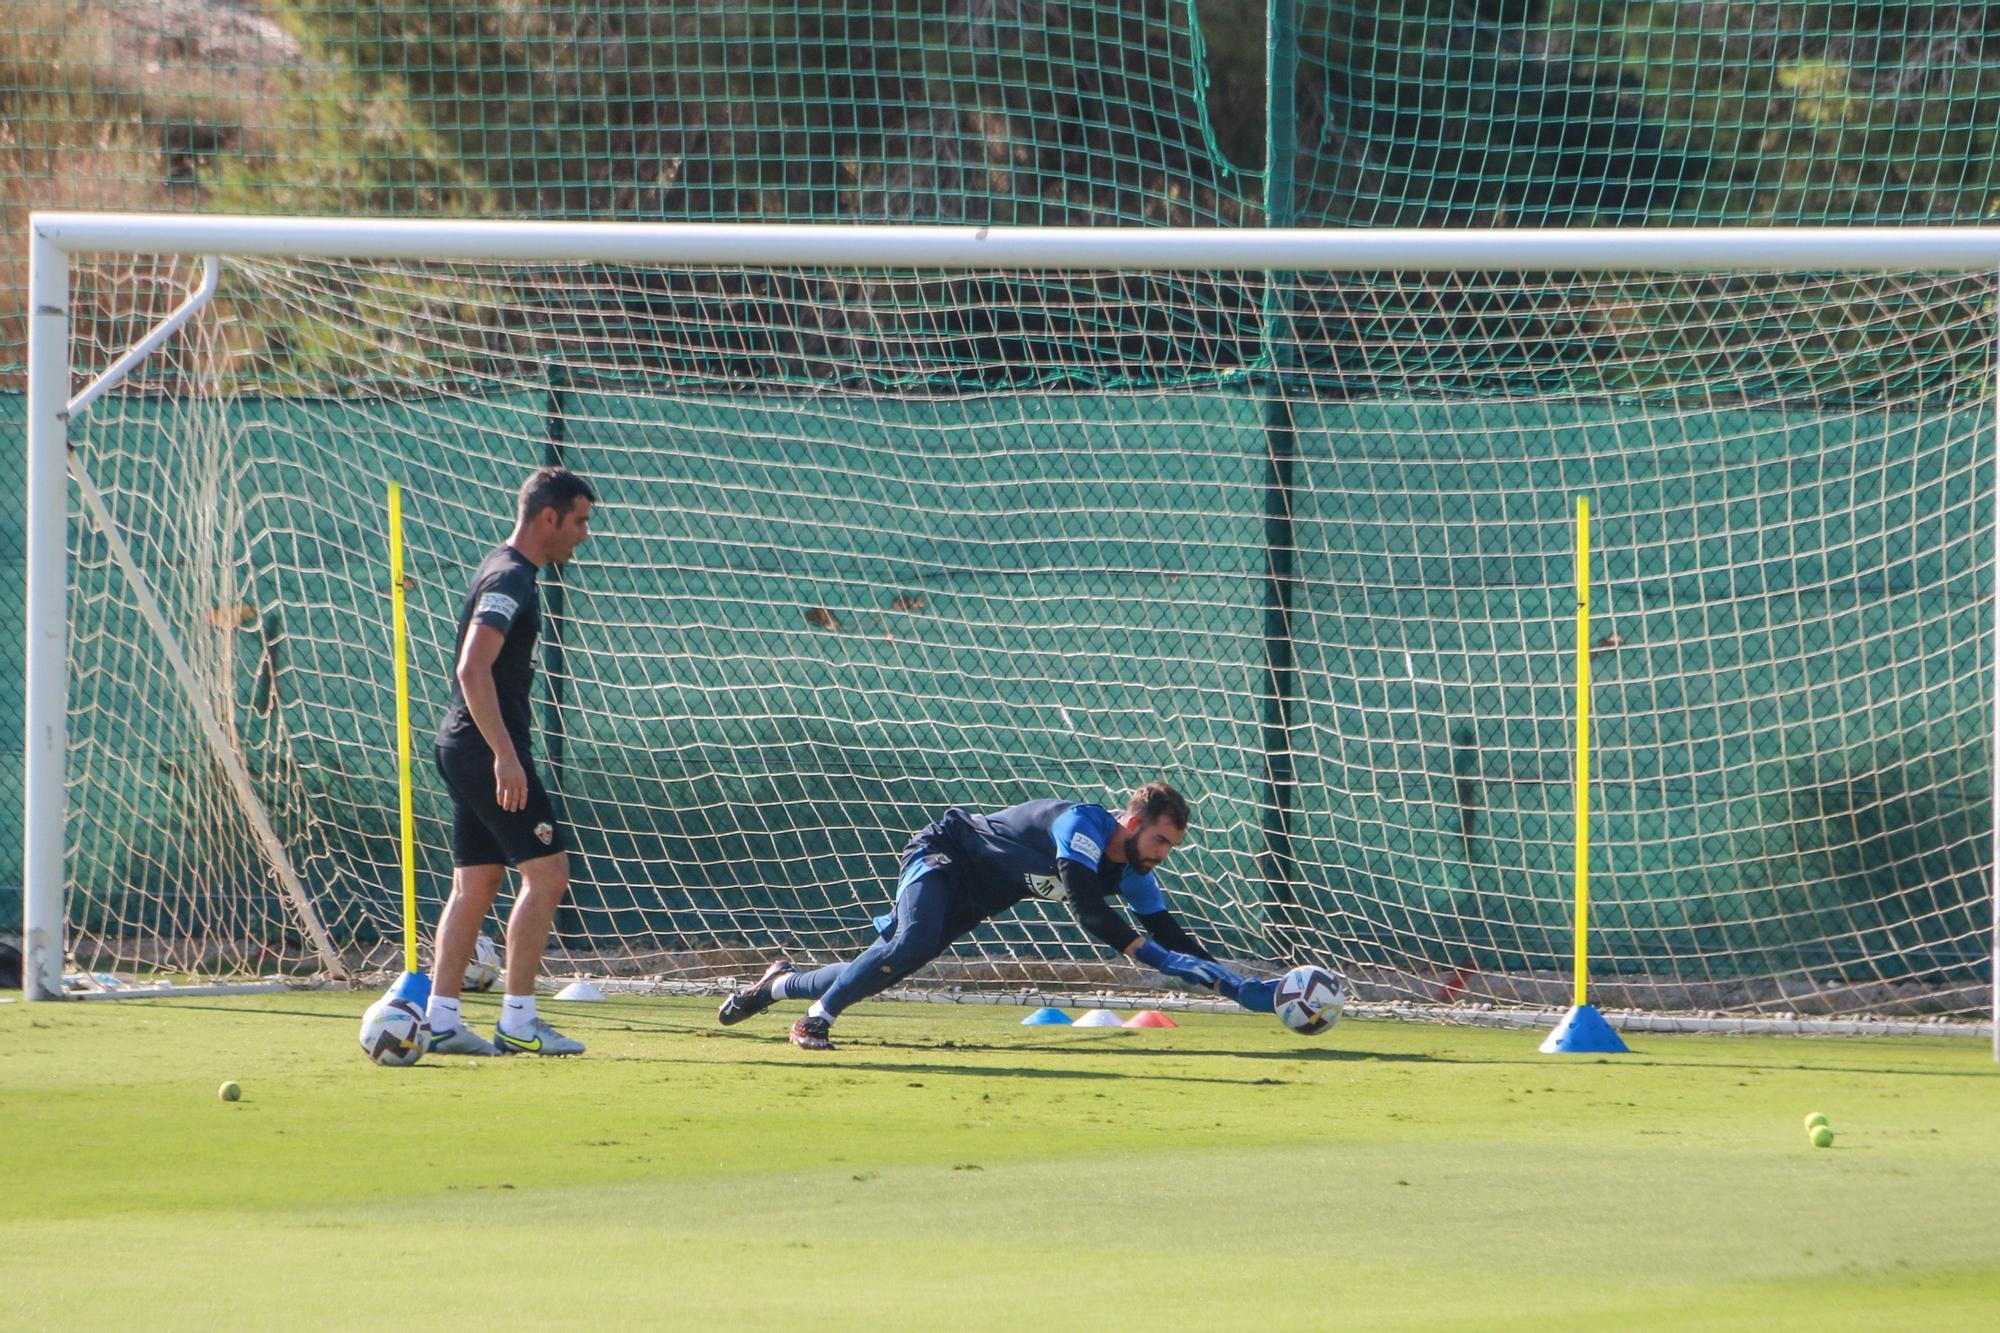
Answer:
[{"left": 887, "top": 798, "right": 1167, "bottom": 934}]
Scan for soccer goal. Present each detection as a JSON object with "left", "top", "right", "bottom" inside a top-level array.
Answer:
[{"left": 20, "top": 213, "right": 2000, "bottom": 1041}]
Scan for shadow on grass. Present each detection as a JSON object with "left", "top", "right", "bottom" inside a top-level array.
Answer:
[
  {"left": 126, "top": 1002, "right": 1995, "bottom": 1080},
  {"left": 128, "top": 1001, "right": 360, "bottom": 1023},
  {"left": 720, "top": 1056, "right": 1291, "bottom": 1086},
  {"left": 139, "top": 999, "right": 679, "bottom": 1031},
  {"left": 715, "top": 1035, "right": 1434, "bottom": 1082},
  {"left": 873, "top": 1037, "right": 1427, "bottom": 1063}
]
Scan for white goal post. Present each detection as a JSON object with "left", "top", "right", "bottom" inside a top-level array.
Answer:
[{"left": 20, "top": 212, "right": 2000, "bottom": 1052}]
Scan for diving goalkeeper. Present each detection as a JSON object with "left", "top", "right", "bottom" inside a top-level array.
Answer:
[{"left": 717, "top": 780, "right": 1277, "bottom": 1050}]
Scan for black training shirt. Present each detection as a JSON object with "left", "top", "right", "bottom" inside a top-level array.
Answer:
[{"left": 435, "top": 545, "right": 541, "bottom": 757}]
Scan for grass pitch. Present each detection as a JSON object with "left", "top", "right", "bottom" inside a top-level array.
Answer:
[{"left": 3, "top": 993, "right": 1996, "bottom": 1330}]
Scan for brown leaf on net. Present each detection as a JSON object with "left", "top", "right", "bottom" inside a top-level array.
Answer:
[
  {"left": 1591, "top": 634, "right": 1626, "bottom": 658},
  {"left": 889, "top": 595, "right": 927, "bottom": 611},
  {"left": 804, "top": 607, "right": 840, "bottom": 630},
  {"left": 204, "top": 602, "right": 258, "bottom": 630}
]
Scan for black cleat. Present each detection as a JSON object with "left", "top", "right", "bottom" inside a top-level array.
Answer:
[
  {"left": 789, "top": 1014, "right": 835, "bottom": 1051},
  {"left": 717, "top": 958, "right": 794, "bottom": 1026}
]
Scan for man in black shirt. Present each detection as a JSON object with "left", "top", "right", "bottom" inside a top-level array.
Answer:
[{"left": 425, "top": 466, "right": 596, "bottom": 1057}]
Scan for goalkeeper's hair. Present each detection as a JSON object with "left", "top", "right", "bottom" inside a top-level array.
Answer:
[
  {"left": 1126, "top": 780, "right": 1190, "bottom": 829},
  {"left": 519, "top": 466, "right": 597, "bottom": 523}
]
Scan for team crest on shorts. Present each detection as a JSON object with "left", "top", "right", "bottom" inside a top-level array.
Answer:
[{"left": 534, "top": 821, "right": 554, "bottom": 845}]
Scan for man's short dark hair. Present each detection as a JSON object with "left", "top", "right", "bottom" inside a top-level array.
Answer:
[
  {"left": 519, "top": 466, "right": 596, "bottom": 524},
  {"left": 1126, "top": 780, "right": 1189, "bottom": 829}
]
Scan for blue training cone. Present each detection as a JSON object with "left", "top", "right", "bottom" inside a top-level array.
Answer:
[
  {"left": 386, "top": 970, "right": 432, "bottom": 1008},
  {"left": 1540, "top": 1002, "right": 1627, "bottom": 1054},
  {"left": 1022, "top": 1006, "right": 1072, "bottom": 1026}
]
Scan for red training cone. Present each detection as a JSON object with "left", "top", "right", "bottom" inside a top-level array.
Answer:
[{"left": 1123, "top": 1009, "right": 1178, "bottom": 1028}]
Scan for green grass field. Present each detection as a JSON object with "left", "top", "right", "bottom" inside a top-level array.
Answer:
[{"left": 3, "top": 993, "right": 1996, "bottom": 1330}]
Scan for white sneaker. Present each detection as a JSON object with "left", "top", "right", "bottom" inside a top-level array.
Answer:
[
  {"left": 493, "top": 1017, "right": 585, "bottom": 1057},
  {"left": 428, "top": 1024, "right": 499, "bottom": 1056}
]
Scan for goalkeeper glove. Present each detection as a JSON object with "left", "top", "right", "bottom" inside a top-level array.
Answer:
[
  {"left": 1231, "top": 978, "right": 1278, "bottom": 1014},
  {"left": 1133, "top": 939, "right": 1241, "bottom": 998}
]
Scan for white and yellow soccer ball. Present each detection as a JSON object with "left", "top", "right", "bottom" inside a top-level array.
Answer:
[
  {"left": 1274, "top": 964, "right": 1347, "bottom": 1036},
  {"left": 463, "top": 934, "right": 502, "bottom": 992},
  {"left": 359, "top": 997, "right": 428, "bottom": 1066}
]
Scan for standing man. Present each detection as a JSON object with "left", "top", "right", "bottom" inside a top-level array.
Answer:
[
  {"left": 424, "top": 466, "right": 596, "bottom": 1057},
  {"left": 717, "top": 781, "right": 1279, "bottom": 1050}
]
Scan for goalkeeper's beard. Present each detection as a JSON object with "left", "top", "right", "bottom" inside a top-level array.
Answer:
[{"left": 1125, "top": 829, "right": 1155, "bottom": 874}]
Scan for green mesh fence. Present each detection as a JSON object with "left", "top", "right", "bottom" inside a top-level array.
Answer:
[
  {"left": 1280, "top": 1, "right": 2000, "bottom": 229},
  {"left": 1, "top": 0, "right": 1254, "bottom": 374},
  {"left": 10, "top": 4, "right": 2000, "bottom": 370}
]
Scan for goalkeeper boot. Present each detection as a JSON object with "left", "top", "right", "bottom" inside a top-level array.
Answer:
[
  {"left": 789, "top": 1013, "right": 835, "bottom": 1051},
  {"left": 493, "top": 1016, "right": 586, "bottom": 1057},
  {"left": 428, "top": 1023, "right": 499, "bottom": 1056},
  {"left": 717, "top": 958, "right": 794, "bottom": 1026}
]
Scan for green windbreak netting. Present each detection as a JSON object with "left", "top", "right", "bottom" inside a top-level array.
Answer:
[
  {"left": 57, "top": 371, "right": 1278, "bottom": 977},
  {"left": 1286, "top": 399, "right": 1990, "bottom": 997}
]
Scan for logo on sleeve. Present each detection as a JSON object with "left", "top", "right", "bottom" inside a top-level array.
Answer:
[
  {"left": 476, "top": 591, "right": 519, "bottom": 625},
  {"left": 1067, "top": 831, "right": 1102, "bottom": 862},
  {"left": 1024, "top": 873, "right": 1068, "bottom": 903}
]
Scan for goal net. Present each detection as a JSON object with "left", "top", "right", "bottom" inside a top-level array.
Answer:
[{"left": 28, "top": 219, "right": 1997, "bottom": 1024}]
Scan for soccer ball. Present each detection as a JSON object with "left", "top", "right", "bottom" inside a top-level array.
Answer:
[
  {"left": 1274, "top": 964, "right": 1347, "bottom": 1036},
  {"left": 359, "top": 997, "right": 428, "bottom": 1066},
  {"left": 463, "top": 934, "right": 502, "bottom": 992}
]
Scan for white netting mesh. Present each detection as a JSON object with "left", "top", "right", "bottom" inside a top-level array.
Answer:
[{"left": 53, "top": 250, "right": 1995, "bottom": 1017}]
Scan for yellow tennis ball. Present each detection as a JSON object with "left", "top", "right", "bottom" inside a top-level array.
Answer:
[
  {"left": 1805, "top": 1112, "right": 1829, "bottom": 1131},
  {"left": 1810, "top": 1124, "right": 1834, "bottom": 1148},
  {"left": 218, "top": 1080, "right": 242, "bottom": 1102}
]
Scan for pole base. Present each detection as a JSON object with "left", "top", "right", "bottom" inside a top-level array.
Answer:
[
  {"left": 386, "top": 970, "right": 432, "bottom": 1008},
  {"left": 1540, "top": 1002, "right": 1628, "bottom": 1054}
]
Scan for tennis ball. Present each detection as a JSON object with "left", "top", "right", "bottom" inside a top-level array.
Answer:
[
  {"left": 1805, "top": 1112, "right": 1829, "bottom": 1131},
  {"left": 218, "top": 1080, "right": 242, "bottom": 1102},
  {"left": 1810, "top": 1124, "right": 1834, "bottom": 1148}
]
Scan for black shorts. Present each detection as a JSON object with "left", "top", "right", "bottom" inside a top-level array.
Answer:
[{"left": 433, "top": 742, "right": 566, "bottom": 868}]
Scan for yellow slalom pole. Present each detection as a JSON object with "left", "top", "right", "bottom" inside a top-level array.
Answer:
[
  {"left": 389, "top": 483, "right": 418, "bottom": 979},
  {"left": 1572, "top": 496, "right": 1591, "bottom": 1009}
]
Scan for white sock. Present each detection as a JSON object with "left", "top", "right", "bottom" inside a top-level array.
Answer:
[
  {"left": 806, "top": 1000, "right": 832, "bottom": 1022},
  {"left": 426, "top": 995, "right": 462, "bottom": 1032},
  {"left": 501, "top": 994, "right": 538, "bottom": 1033},
  {"left": 771, "top": 975, "right": 796, "bottom": 1001}
]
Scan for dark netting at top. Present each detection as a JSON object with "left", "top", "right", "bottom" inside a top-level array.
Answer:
[
  {"left": 0, "top": 0, "right": 1256, "bottom": 378},
  {"left": 1273, "top": 1, "right": 2000, "bottom": 400}
]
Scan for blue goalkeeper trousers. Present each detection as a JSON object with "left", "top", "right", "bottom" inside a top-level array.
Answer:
[{"left": 784, "top": 858, "right": 953, "bottom": 1017}]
